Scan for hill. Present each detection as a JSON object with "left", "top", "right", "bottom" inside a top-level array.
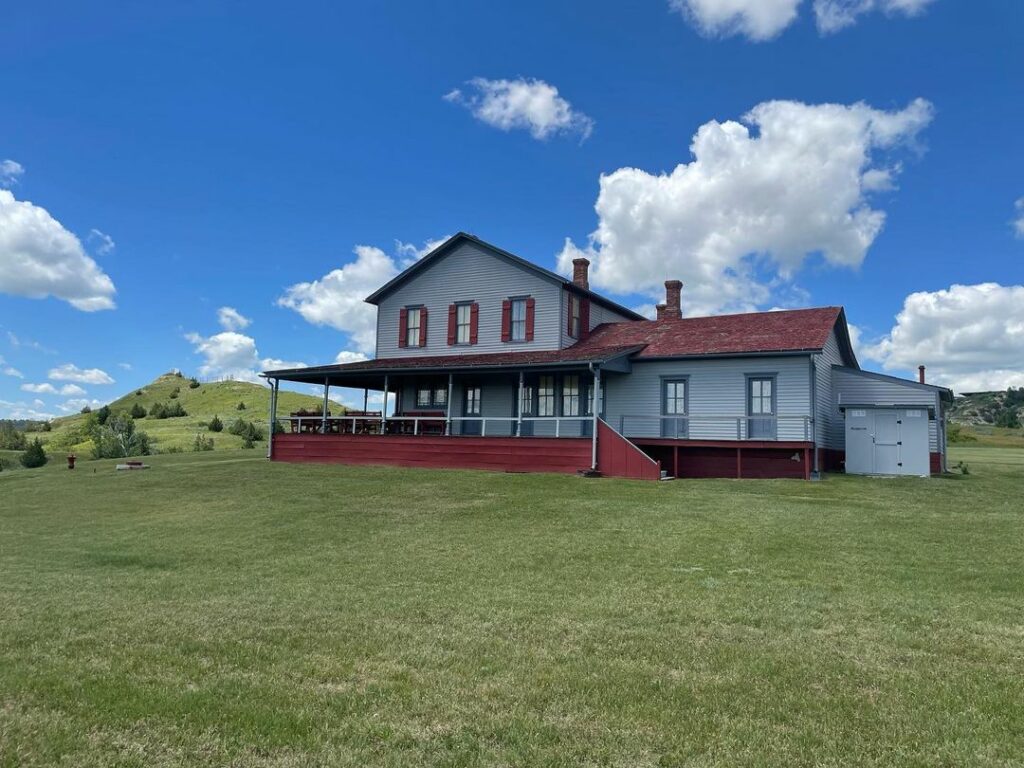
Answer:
[
  {"left": 40, "top": 372, "right": 343, "bottom": 455},
  {"left": 947, "top": 389, "right": 1024, "bottom": 448}
]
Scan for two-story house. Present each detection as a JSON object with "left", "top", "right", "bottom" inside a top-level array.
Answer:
[{"left": 264, "top": 233, "right": 952, "bottom": 480}]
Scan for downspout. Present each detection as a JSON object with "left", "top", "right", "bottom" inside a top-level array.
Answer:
[
  {"left": 809, "top": 355, "right": 819, "bottom": 477},
  {"left": 266, "top": 377, "right": 278, "bottom": 459},
  {"left": 590, "top": 363, "right": 601, "bottom": 471}
]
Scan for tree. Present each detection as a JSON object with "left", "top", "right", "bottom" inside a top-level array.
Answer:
[
  {"left": 208, "top": 415, "right": 223, "bottom": 432},
  {"left": 20, "top": 438, "right": 47, "bottom": 468},
  {"left": 236, "top": 401, "right": 246, "bottom": 410},
  {"left": 91, "top": 416, "right": 152, "bottom": 459},
  {"left": 192, "top": 433, "right": 214, "bottom": 452},
  {"left": 130, "top": 403, "right": 147, "bottom": 419},
  {"left": 0, "top": 422, "right": 27, "bottom": 450},
  {"left": 80, "top": 405, "right": 92, "bottom": 414},
  {"left": 95, "top": 405, "right": 111, "bottom": 426},
  {"left": 188, "top": 377, "right": 201, "bottom": 389}
]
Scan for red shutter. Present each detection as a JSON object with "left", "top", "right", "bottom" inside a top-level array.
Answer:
[
  {"left": 398, "top": 307, "right": 408, "bottom": 348},
  {"left": 501, "top": 299, "right": 512, "bottom": 342},
  {"left": 419, "top": 306, "right": 428, "bottom": 347},
  {"left": 470, "top": 302, "right": 479, "bottom": 344},
  {"left": 580, "top": 298, "right": 591, "bottom": 340},
  {"left": 447, "top": 304, "right": 457, "bottom": 345},
  {"left": 525, "top": 297, "right": 535, "bottom": 342}
]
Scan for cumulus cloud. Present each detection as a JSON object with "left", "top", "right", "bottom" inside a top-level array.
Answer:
[
  {"left": 559, "top": 98, "right": 933, "bottom": 316},
  {"left": 335, "top": 350, "right": 369, "bottom": 364},
  {"left": 87, "top": 229, "right": 116, "bottom": 256},
  {"left": 58, "top": 398, "right": 106, "bottom": 413},
  {"left": 1013, "top": 198, "right": 1024, "bottom": 239},
  {"left": 278, "top": 237, "right": 448, "bottom": 355},
  {"left": 671, "top": 0, "right": 935, "bottom": 39},
  {"left": 20, "top": 382, "right": 86, "bottom": 396},
  {"left": 445, "top": 78, "right": 594, "bottom": 141},
  {"left": 863, "top": 283, "right": 1024, "bottom": 393},
  {"left": 813, "top": 0, "right": 936, "bottom": 33},
  {"left": 217, "top": 306, "right": 252, "bottom": 332},
  {"left": 0, "top": 189, "right": 116, "bottom": 310},
  {"left": 0, "top": 159, "right": 25, "bottom": 187},
  {"left": 0, "top": 354, "right": 23, "bottom": 378},
  {"left": 0, "top": 398, "right": 55, "bottom": 420},
  {"left": 186, "top": 330, "right": 305, "bottom": 383},
  {"left": 48, "top": 363, "right": 115, "bottom": 385}
]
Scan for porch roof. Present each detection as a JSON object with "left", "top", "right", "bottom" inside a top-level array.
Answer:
[{"left": 264, "top": 344, "right": 645, "bottom": 387}]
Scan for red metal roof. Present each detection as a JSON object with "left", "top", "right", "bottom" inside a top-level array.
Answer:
[{"left": 571, "top": 306, "right": 844, "bottom": 358}]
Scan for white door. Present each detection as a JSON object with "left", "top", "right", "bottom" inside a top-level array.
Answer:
[
  {"left": 844, "top": 409, "right": 874, "bottom": 474},
  {"left": 871, "top": 410, "right": 901, "bottom": 474},
  {"left": 898, "top": 409, "right": 930, "bottom": 476}
]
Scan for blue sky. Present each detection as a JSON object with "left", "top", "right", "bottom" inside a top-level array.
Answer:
[{"left": 1, "top": 0, "right": 1022, "bottom": 417}]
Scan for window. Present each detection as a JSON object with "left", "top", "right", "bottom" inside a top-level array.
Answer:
[
  {"left": 538, "top": 376, "right": 555, "bottom": 416},
  {"left": 510, "top": 298, "right": 527, "bottom": 342},
  {"left": 464, "top": 387, "right": 481, "bottom": 415},
  {"left": 416, "top": 379, "right": 448, "bottom": 408},
  {"left": 569, "top": 296, "right": 581, "bottom": 338},
  {"left": 406, "top": 307, "right": 422, "bottom": 347},
  {"left": 433, "top": 387, "right": 448, "bottom": 407},
  {"left": 416, "top": 386, "right": 432, "bottom": 407},
  {"left": 519, "top": 382, "right": 534, "bottom": 416},
  {"left": 664, "top": 379, "right": 687, "bottom": 415},
  {"left": 456, "top": 303, "right": 472, "bottom": 344},
  {"left": 749, "top": 377, "right": 774, "bottom": 415},
  {"left": 562, "top": 375, "right": 580, "bottom": 417}
]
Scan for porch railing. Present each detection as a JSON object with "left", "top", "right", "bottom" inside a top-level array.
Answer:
[
  {"left": 274, "top": 414, "right": 595, "bottom": 437},
  {"left": 617, "top": 414, "right": 812, "bottom": 441}
]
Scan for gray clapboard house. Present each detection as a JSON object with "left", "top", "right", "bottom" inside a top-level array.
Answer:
[{"left": 265, "top": 233, "right": 951, "bottom": 479}]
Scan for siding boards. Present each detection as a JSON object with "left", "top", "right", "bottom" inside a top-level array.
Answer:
[
  {"left": 603, "top": 356, "right": 812, "bottom": 441},
  {"left": 376, "top": 242, "right": 563, "bottom": 358},
  {"left": 816, "top": 330, "right": 846, "bottom": 450},
  {"left": 832, "top": 367, "right": 941, "bottom": 451}
]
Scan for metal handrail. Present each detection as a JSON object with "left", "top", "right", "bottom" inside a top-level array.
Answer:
[{"left": 617, "top": 414, "right": 812, "bottom": 441}]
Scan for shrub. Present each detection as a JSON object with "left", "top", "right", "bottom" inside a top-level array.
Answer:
[
  {"left": 136, "top": 390, "right": 144, "bottom": 397},
  {"left": 20, "top": 438, "right": 47, "bottom": 468},
  {"left": 0, "top": 422, "right": 27, "bottom": 450},
  {"left": 192, "top": 433, "right": 214, "bottom": 452},
  {"left": 91, "top": 416, "right": 152, "bottom": 459},
  {"left": 228, "top": 418, "right": 265, "bottom": 442},
  {"left": 236, "top": 401, "right": 246, "bottom": 410},
  {"left": 95, "top": 405, "right": 111, "bottom": 426},
  {"left": 130, "top": 403, "right": 147, "bottom": 419},
  {"left": 169, "top": 386, "right": 180, "bottom": 400},
  {"left": 188, "top": 377, "right": 201, "bottom": 389},
  {"left": 946, "top": 422, "right": 976, "bottom": 444},
  {"left": 208, "top": 415, "right": 224, "bottom": 433},
  {"left": 80, "top": 405, "right": 92, "bottom": 414},
  {"left": 149, "top": 402, "right": 187, "bottom": 419},
  {"left": 241, "top": 435, "right": 255, "bottom": 449}
]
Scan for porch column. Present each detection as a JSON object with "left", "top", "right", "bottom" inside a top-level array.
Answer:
[
  {"left": 516, "top": 371, "right": 524, "bottom": 437},
  {"left": 266, "top": 378, "right": 278, "bottom": 459},
  {"left": 591, "top": 367, "right": 601, "bottom": 470},
  {"left": 381, "top": 375, "right": 389, "bottom": 434},
  {"left": 362, "top": 388, "right": 368, "bottom": 413},
  {"left": 321, "top": 376, "right": 330, "bottom": 434},
  {"left": 445, "top": 374, "right": 454, "bottom": 435}
]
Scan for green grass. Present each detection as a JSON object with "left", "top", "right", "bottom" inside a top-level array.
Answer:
[
  {"left": 2, "top": 452, "right": 1023, "bottom": 766},
  {"left": 40, "top": 373, "right": 339, "bottom": 455}
]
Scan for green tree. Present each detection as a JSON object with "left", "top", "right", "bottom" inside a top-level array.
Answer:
[
  {"left": 20, "top": 438, "right": 47, "bottom": 468},
  {"left": 130, "top": 403, "right": 147, "bottom": 419},
  {"left": 0, "top": 422, "right": 28, "bottom": 450},
  {"left": 208, "top": 415, "right": 223, "bottom": 432},
  {"left": 95, "top": 405, "right": 111, "bottom": 426},
  {"left": 91, "top": 416, "right": 152, "bottom": 459}
]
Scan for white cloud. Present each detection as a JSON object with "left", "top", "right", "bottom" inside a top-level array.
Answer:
[
  {"left": 0, "top": 189, "right": 117, "bottom": 311},
  {"left": 0, "top": 354, "right": 23, "bottom": 378},
  {"left": 217, "top": 306, "right": 252, "bottom": 331},
  {"left": 335, "top": 350, "right": 369, "bottom": 364},
  {"left": 186, "top": 330, "right": 305, "bottom": 383},
  {"left": 0, "top": 398, "right": 55, "bottom": 420},
  {"left": 670, "top": 0, "right": 802, "bottom": 41},
  {"left": 671, "top": 0, "right": 935, "bottom": 39},
  {"left": 863, "top": 283, "right": 1024, "bottom": 393},
  {"left": 118, "top": 362, "right": 132, "bottom": 370},
  {"left": 813, "top": 0, "right": 936, "bottom": 34},
  {"left": 559, "top": 98, "right": 933, "bottom": 317},
  {"left": 5, "top": 331, "right": 54, "bottom": 354},
  {"left": 0, "top": 159, "right": 25, "bottom": 187},
  {"left": 58, "top": 398, "right": 106, "bottom": 413},
  {"left": 1013, "top": 198, "right": 1024, "bottom": 239},
  {"left": 87, "top": 229, "right": 116, "bottom": 255},
  {"left": 60, "top": 383, "right": 87, "bottom": 396},
  {"left": 278, "top": 237, "right": 448, "bottom": 355},
  {"left": 21, "top": 383, "right": 57, "bottom": 394},
  {"left": 445, "top": 78, "right": 594, "bottom": 141},
  {"left": 48, "top": 363, "right": 115, "bottom": 385}
]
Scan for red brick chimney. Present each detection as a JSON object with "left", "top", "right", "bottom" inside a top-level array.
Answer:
[
  {"left": 918, "top": 365, "right": 926, "bottom": 384},
  {"left": 655, "top": 304, "right": 667, "bottom": 320},
  {"left": 663, "top": 280, "right": 683, "bottom": 320},
  {"left": 572, "top": 257, "right": 590, "bottom": 290}
]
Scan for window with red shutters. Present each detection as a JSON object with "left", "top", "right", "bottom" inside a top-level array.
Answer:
[
  {"left": 447, "top": 304, "right": 457, "bottom": 346},
  {"left": 418, "top": 306, "right": 428, "bottom": 347},
  {"left": 501, "top": 299, "right": 512, "bottom": 342},
  {"left": 398, "top": 307, "right": 408, "bottom": 348},
  {"left": 525, "top": 297, "right": 535, "bottom": 342},
  {"left": 469, "top": 302, "right": 479, "bottom": 344}
]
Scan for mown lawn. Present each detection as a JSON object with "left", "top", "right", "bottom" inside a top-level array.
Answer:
[{"left": 1, "top": 450, "right": 1022, "bottom": 766}]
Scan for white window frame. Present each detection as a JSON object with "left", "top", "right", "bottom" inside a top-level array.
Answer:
[
  {"left": 406, "top": 307, "right": 422, "bottom": 347},
  {"left": 510, "top": 298, "right": 527, "bottom": 342},
  {"left": 456, "top": 303, "right": 472, "bottom": 345}
]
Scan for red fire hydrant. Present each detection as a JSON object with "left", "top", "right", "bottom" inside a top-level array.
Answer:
[{"left": 67, "top": 454, "right": 76, "bottom": 470}]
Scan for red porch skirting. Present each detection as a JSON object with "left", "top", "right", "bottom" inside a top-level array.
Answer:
[
  {"left": 633, "top": 440, "right": 813, "bottom": 480},
  {"left": 272, "top": 434, "right": 592, "bottom": 475}
]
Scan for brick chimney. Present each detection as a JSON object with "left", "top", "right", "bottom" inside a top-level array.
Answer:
[
  {"left": 572, "top": 257, "right": 590, "bottom": 290},
  {"left": 655, "top": 303, "right": 667, "bottom": 320},
  {"left": 918, "top": 365, "right": 926, "bottom": 384},
  {"left": 663, "top": 280, "right": 683, "bottom": 320}
]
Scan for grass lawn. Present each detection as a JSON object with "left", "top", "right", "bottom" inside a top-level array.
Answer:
[{"left": 2, "top": 451, "right": 1022, "bottom": 766}]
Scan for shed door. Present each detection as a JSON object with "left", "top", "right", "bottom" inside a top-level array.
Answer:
[
  {"left": 898, "top": 409, "right": 930, "bottom": 476},
  {"left": 844, "top": 409, "right": 873, "bottom": 474},
  {"left": 872, "top": 411, "right": 900, "bottom": 474}
]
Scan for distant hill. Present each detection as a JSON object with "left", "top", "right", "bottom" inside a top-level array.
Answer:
[
  {"left": 949, "top": 389, "right": 1024, "bottom": 427},
  {"left": 40, "top": 372, "right": 342, "bottom": 455}
]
